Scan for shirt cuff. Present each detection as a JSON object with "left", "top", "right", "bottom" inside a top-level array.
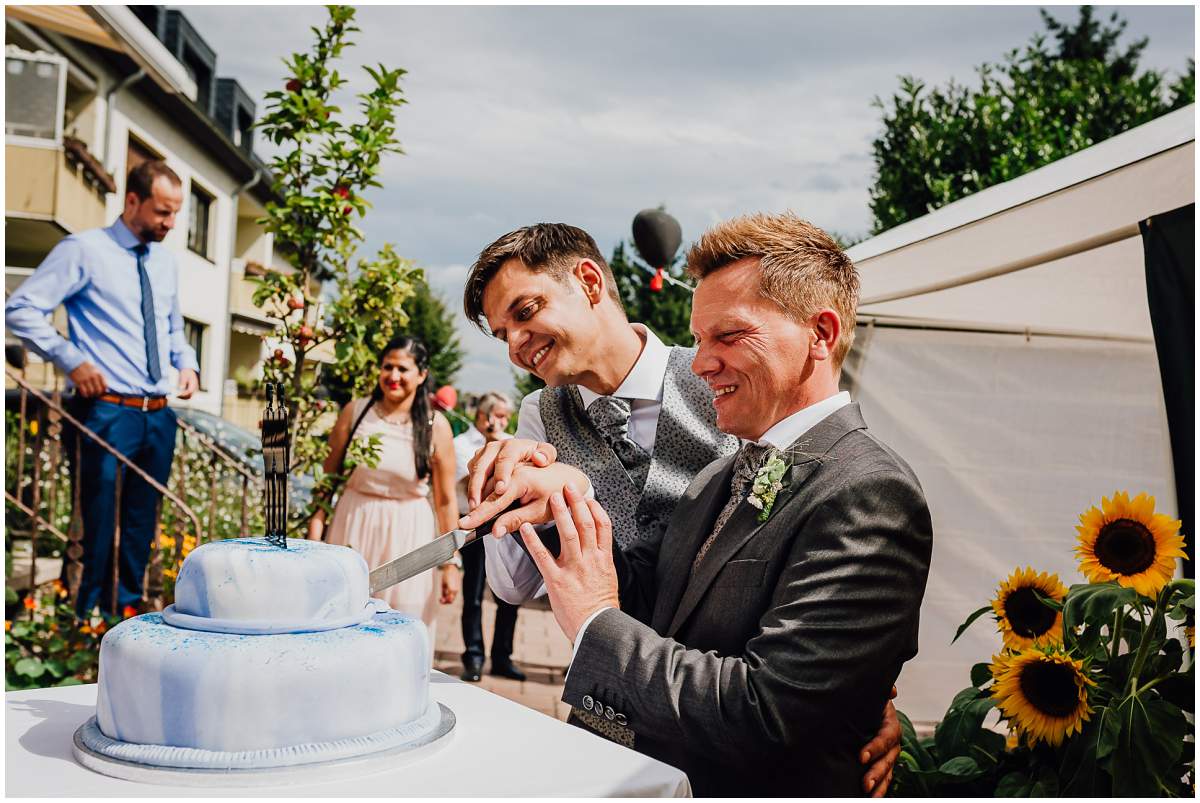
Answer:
[
  {"left": 54, "top": 343, "right": 89, "bottom": 377},
  {"left": 566, "top": 606, "right": 613, "bottom": 681}
]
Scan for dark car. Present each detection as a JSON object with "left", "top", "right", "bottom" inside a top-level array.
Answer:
[{"left": 175, "top": 407, "right": 315, "bottom": 515}]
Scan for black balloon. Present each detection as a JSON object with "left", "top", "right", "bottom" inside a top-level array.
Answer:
[{"left": 632, "top": 209, "right": 682, "bottom": 269}]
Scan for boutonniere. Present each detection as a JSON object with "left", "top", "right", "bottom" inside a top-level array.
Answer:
[{"left": 746, "top": 452, "right": 790, "bottom": 522}]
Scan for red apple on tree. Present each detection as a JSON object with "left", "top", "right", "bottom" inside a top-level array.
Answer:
[
  {"left": 286, "top": 296, "right": 304, "bottom": 310},
  {"left": 286, "top": 79, "right": 301, "bottom": 93}
]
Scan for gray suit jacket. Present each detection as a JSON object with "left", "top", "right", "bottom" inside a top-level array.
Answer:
[{"left": 562, "top": 404, "right": 933, "bottom": 797}]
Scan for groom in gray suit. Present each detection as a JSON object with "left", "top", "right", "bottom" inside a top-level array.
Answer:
[{"left": 471, "top": 213, "right": 933, "bottom": 796}]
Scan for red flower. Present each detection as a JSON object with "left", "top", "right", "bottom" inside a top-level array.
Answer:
[
  {"left": 122, "top": 605, "right": 138, "bottom": 619},
  {"left": 22, "top": 597, "right": 36, "bottom": 610}
]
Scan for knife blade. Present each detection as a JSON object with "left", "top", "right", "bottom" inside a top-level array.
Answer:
[{"left": 368, "top": 505, "right": 520, "bottom": 595}]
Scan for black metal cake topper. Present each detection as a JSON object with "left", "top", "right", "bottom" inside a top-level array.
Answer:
[{"left": 262, "top": 382, "right": 290, "bottom": 548}]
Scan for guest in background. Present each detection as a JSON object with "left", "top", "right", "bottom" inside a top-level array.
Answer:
[
  {"left": 453, "top": 392, "right": 525, "bottom": 682},
  {"left": 307, "top": 336, "right": 460, "bottom": 645},
  {"left": 5, "top": 160, "right": 199, "bottom": 617}
]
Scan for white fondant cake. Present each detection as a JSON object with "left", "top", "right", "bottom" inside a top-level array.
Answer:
[{"left": 84, "top": 538, "right": 439, "bottom": 772}]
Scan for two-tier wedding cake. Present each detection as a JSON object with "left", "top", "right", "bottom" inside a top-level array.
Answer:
[{"left": 73, "top": 537, "right": 448, "bottom": 782}]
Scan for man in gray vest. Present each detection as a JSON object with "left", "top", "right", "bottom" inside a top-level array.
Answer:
[{"left": 458, "top": 222, "right": 901, "bottom": 795}]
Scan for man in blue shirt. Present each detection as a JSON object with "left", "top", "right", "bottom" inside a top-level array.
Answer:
[{"left": 6, "top": 160, "right": 200, "bottom": 616}]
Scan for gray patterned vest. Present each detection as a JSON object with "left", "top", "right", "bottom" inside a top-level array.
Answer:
[{"left": 539, "top": 346, "right": 739, "bottom": 549}]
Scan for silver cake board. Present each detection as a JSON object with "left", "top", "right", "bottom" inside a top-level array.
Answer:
[{"left": 71, "top": 703, "right": 455, "bottom": 788}]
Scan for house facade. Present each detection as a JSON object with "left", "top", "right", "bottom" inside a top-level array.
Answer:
[{"left": 4, "top": 5, "right": 318, "bottom": 426}]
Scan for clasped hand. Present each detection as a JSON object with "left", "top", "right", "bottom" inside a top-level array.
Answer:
[{"left": 459, "top": 437, "right": 584, "bottom": 536}]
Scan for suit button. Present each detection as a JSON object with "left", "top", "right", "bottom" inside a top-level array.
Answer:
[
  {"left": 605, "top": 706, "right": 615, "bottom": 720},
  {"left": 582, "top": 695, "right": 594, "bottom": 712},
  {"left": 615, "top": 713, "right": 627, "bottom": 726}
]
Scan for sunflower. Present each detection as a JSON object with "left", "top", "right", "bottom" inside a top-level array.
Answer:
[
  {"left": 992, "top": 567, "right": 1067, "bottom": 650},
  {"left": 1075, "top": 492, "right": 1186, "bottom": 597},
  {"left": 990, "top": 647, "right": 1092, "bottom": 747}
]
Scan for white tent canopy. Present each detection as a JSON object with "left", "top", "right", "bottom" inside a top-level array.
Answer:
[{"left": 843, "top": 106, "right": 1193, "bottom": 725}]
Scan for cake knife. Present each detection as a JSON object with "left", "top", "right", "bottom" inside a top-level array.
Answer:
[{"left": 368, "top": 506, "right": 560, "bottom": 595}]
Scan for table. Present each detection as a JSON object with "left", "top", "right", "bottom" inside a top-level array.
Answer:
[{"left": 6, "top": 672, "right": 691, "bottom": 797}]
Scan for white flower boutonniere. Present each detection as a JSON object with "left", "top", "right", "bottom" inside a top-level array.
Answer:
[{"left": 746, "top": 452, "right": 790, "bottom": 522}]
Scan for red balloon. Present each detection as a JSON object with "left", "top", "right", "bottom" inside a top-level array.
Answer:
[
  {"left": 649, "top": 267, "right": 665, "bottom": 292},
  {"left": 433, "top": 385, "right": 457, "bottom": 411}
]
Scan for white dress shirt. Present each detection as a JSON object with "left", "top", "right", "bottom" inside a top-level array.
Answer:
[
  {"left": 453, "top": 425, "right": 511, "bottom": 513},
  {"left": 483, "top": 324, "right": 670, "bottom": 605}
]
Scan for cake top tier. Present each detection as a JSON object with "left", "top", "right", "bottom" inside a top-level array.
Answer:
[{"left": 168, "top": 538, "right": 373, "bottom": 634}]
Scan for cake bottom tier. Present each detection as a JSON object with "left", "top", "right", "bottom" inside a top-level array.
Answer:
[{"left": 96, "top": 611, "right": 432, "bottom": 757}]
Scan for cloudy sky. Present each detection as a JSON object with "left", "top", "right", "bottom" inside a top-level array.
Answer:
[{"left": 184, "top": 4, "right": 1195, "bottom": 394}]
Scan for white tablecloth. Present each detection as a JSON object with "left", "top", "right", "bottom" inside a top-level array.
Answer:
[{"left": 6, "top": 672, "right": 691, "bottom": 797}]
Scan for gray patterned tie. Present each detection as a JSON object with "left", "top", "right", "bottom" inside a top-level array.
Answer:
[
  {"left": 133, "top": 243, "right": 161, "bottom": 384},
  {"left": 691, "top": 442, "right": 774, "bottom": 575},
  {"left": 587, "top": 396, "right": 652, "bottom": 491}
]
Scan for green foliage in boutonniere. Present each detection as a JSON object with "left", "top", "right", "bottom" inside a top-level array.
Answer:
[{"left": 746, "top": 452, "right": 790, "bottom": 522}]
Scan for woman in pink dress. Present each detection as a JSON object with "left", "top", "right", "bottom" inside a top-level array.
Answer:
[{"left": 307, "top": 336, "right": 460, "bottom": 644}]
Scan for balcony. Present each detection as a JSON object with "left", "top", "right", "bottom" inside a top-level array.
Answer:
[{"left": 5, "top": 140, "right": 112, "bottom": 237}]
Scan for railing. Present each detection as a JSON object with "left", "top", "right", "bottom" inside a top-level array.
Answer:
[{"left": 5, "top": 368, "right": 265, "bottom": 614}]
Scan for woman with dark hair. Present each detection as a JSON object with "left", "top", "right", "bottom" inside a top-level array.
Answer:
[{"left": 307, "top": 336, "right": 460, "bottom": 642}]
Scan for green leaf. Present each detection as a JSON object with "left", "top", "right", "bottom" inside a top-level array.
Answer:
[
  {"left": 14, "top": 657, "right": 45, "bottom": 678},
  {"left": 970, "top": 662, "right": 993, "bottom": 689},
  {"left": 4, "top": 585, "right": 16, "bottom": 605},
  {"left": 938, "top": 755, "right": 984, "bottom": 779},
  {"left": 996, "top": 770, "right": 1032, "bottom": 797},
  {"left": 1032, "top": 587, "right": 1063, "bottom": 611},
  {"left": 1063, "top": 582, "right": 1138, "bottom": 633},
  {"left": 1059, "top": 705, "right": 1118, "bottom": 796},
  {"left": 54, "top": 675, "right": 83, "bottom": 687},
  {"left": 897, "top": 709, "right": 936, "bottom": 770},
  {"left": 935, "top": 689, "right": 995, "bottom": 760},
  {"left": 1110, "top": 694, "right": 1189, "bottom": 795},
  {"left": 953, "top": 605, "right": 994, "bottom": 644}
]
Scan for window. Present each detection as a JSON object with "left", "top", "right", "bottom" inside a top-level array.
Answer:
[
  {"left": 183, "top": 318, "right": 206, "bottom": 390},
  {"left": 126, "top": 135, "right": 162, "bottom": 177},
  {"left": 5, "top": 50, "right": 66, "bottom": 141},
  {"left": 187, "top": 183, "right": 213, "bottom": 259}
]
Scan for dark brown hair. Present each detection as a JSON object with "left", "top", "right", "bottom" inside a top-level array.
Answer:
[
  {"left": 687, "top": 211, "right": 860, "bottom": 369},
  {"left": 463, "top": 223, "right": 621, "bottom": 331},
  {"left": 126, "top": 160, "right": 182, "bottom": 200}
]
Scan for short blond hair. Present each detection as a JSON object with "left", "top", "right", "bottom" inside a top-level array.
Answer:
[{"left": 686, "top": 212, "right": 859, "bottom": 370}]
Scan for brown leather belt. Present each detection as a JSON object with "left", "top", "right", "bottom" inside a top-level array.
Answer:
[{"left": 97, "top": 393, "right": 169, "bottom": 412}]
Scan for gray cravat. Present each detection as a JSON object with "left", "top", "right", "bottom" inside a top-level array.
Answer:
[
  {"left": 132, "top": 243, "right": 161, "bottom": 384},
  {"left": 587, "top": 396, "right": 652, "bottom": 491},
  {"left": 691, "top": 442, "right": 774, "bottom": 575}
]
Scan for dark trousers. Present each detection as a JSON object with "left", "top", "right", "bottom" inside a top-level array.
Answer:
[
  {"left": 65, "top": 398, "right": 177, "bottom": 617},
  {"left": 460, "top": 539, "right": 519, "bottom": 666}
]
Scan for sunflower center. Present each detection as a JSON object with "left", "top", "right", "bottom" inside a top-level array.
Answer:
[
  {"left": 1018, "top": 661, "right": 1081, "bottom": 719},
  {"left": 1004, "top": 587, "right": 1057, "bottom": 638},
  {"left": 1094, "top": 519, "right": 1156, "bottom": 575}
]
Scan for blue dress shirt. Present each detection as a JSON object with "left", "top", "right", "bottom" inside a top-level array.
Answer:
[{"left": 5, "top": 218, "right": 199, "bottom": 396}]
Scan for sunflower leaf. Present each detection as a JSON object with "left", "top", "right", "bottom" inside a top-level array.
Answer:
[
  {"left": 896, "top": 709, "right": 936, "bottom": 770},
  {"left": 1152, "top": 665, "right": 1193, "bottom": 713},
  {"left": 953, "top": 605, "right": 993, "bottom": 644},
  {"left": 970, "top": 662, "right": 993, "bottom": 689},
  {"left": 1110, "top": 694, "right": 1188, "bottom": 796},
  {"left": 938, "top": 755, "right": 985, "bottom": 780},
  {"left": 1063, "top": 582, "right": 1138, "bottom": 633},
  {"left": 1059, "top": 705, "right": 1118, "bottom": 796},
  {"left": 995, "top": 771, "right": 1032, "bottom": 797},
  {"left": 1031, "top": 588, "right": 1063, "bottom": 611},
  {"left": 935, "top": 689, "right": 995, "bottom": 760}
]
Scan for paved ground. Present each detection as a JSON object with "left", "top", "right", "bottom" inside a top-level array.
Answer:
[{"left": 432, "top": 591, "right": 574, "bottom": 721}]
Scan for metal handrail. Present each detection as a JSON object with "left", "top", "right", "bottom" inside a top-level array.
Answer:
[{"left": 5, "top": 369, "right": 211, "bottom": 614}]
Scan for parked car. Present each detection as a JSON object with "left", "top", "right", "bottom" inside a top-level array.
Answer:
[{"left": 175, "top": 407, "right": 315, "bottom": 515}]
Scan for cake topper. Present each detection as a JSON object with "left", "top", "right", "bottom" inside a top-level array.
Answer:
[{"left": 262, "top": 382, "right": 290, "bottom": 548}]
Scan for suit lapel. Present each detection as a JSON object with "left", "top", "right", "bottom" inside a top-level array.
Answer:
[
  {"left": 651, "top": 455, "right": 736, "bottom": 633},
  {"left": 665, "top": 404, "right": 869, "bottom": 637}
]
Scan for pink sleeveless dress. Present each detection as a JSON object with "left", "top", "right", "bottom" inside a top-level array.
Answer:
[{"left": 326, "top": 399, "right": 439, "bottom": 643}]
